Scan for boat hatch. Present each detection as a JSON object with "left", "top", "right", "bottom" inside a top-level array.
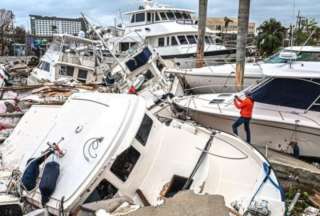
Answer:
[
  {"left": 209, "top": 99, "right": 225, "bottom": 104},
  {"left": 125, "top": 48, "right": 152, "bottom": 72}
]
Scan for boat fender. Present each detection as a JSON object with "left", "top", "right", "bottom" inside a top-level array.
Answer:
[
  {"left": 21, "top": 158, "right": 41, "bottom": 191},
  {"left": 39, "top": 161, "right": 60, "bottom": 206}
]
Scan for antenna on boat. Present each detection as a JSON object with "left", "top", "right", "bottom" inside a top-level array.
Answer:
[{"left": 80, "top": 12, "right": 128, "bottom": 75}]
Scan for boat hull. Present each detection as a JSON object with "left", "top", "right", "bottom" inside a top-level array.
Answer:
[{"left": 179, "top": 108, "right": 320, "bottom": 159}]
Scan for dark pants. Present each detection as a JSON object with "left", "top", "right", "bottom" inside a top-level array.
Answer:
[{"left": 232, "top": 117, "right": 251, "bottom": 144}]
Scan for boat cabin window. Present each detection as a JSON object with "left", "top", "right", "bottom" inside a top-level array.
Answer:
[
  {"left": 38, "top": 61, "right": 50, "bottom": 72},
  {"left": 252, "top": 78, "right": 320, "bottom": 112},
  {"left": 166, "top": 11, "right": 175, "bottom": 20},
  {"left": 135, "top": 13, "right": 145, "bottom": 22},
  {"left": 178, "top": 35, "right": 188, "bottom": 45},
  {"left": 205, "top": 36, "right": 214, "bottom": 44},
  {"left": 84, "top": 179, "right": 118, "bottom": 203},
  {"left": 158, "top": 38, "right": 165, "bottom": 47},
  {"left": 135, "top": 114, "right": 153, "bottom": 146},
  {"left": 265, "top": 51, "right": 320, "bottom": 63},
  {"left": 130, "top": 15, "right": 135, "bottom": 23},
  {"left": 182, "top": 13, "right": 191, "bottom": 20},
  {"left": 110, "top": 146, "right": 141, "bottom": 182},
  {"left": 120, "top": 42, "right": 130, "bottom": 52},
  {"left": 175, "top": 12, "right": 183, "bottom": 20},
  {"left": 60, "top": 65, "right": 74, "bottom": 77},
  {"left": 78, "top": 69, "right": 88, "bottom": 82},
  {"left": 160, "top": 12, "right": 168, "bottom": 21},
  {"left": 171, "top": 36, "right": 178, "bottom": 46},
  {"left": 155, "top": 12, "right": 160, "bottom": 21},
  {"left": 147, "top": 12, "right": 152, "bottom": 22},
  {"left": 186, "top": 35, "right": 197, "bottom": 44}
]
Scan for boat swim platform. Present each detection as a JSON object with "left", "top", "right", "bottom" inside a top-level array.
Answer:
[{"left": 257, "top": 147, "right": 320, "bottom": 189}]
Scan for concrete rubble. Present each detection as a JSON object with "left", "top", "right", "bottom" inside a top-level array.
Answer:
[{"left": 126, "top": 191, "right": 229, "bottom": 216}]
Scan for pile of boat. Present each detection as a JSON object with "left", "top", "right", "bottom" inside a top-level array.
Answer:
[{"left": 0, "top": 1, "right": 319, "bottom": 216}]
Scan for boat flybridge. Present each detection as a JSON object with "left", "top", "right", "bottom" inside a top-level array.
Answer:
[
  {"left": 173, "top": 63, "right": 320, "bottom": 159},
  {"left": 0, "top": 92, "right": 285, "bottom": 215},
  {"left": 28, "top": 34, "right": 111, "bottom": 85},
  {"left": 107, "top": 0, "right": 234, "bottom": 68},
  {"left": 165, "top": 46, "right": 320, "bottom": 94}
]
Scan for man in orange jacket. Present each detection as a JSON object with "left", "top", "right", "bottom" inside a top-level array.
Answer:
[{"left": 232, "top": 91, "right": 254, "bottom": 144}]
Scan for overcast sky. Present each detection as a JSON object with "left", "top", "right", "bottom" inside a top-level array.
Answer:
[{"left": 1, "top": 0, "right": 320, "bottom": 30}]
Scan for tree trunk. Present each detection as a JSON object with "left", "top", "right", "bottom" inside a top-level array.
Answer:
[
  {"left": 236, "top": 0, "right": 251, "bottom": 90},
  {"left": 196, "top": 0, "right": 208, "bottom": 68}
]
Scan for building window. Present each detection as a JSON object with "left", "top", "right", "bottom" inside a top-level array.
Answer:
[
  {"left": 135, "top": 114, "right": 153, "bottom": 146},
  {"left": 160, "top": 12, "right": 167, "bottom": 21},
  {"left": 110, "top": 146, "right": 141, "bottom": 182},
  {"left": 177, "top": 35, "right": 188, "bottom": 45},
  {"left": 171, "top": 36, "right": 178, "bottom": 46},
  {"left": 135, "top": 13, "right": 145, "bottom": 22},
  {"left": 158, "top": 38, "right": 165, "bottom": 47}
]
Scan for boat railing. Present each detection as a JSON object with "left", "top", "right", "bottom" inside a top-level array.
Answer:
[{"left": 304, "top": 94, "right": 320, "bottom": 114}]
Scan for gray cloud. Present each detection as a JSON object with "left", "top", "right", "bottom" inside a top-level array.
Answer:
[{"left": 1, "top": 0, "right": 320, "bottom": 29}]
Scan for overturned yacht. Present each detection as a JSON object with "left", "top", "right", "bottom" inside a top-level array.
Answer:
[
  {"left": 174, "top": 63, "right": 320, "bottom": 159},
  {"left": 28, "top": 34, "right": 110, "bottom": 85},
  {"left": 1, "top": 93, "right": 285, "bottom": 215}
]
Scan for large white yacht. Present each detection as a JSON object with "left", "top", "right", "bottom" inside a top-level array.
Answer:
[
  {"left": 107, "top": 0, "right": 235, "bottom": 68},
  {"left": 166, "top": 46, "right": 320, "bottom": 93},
  {"left": 0, "top": 93, "right": 285, "bottom": 216},
  {"left": 173, "top": 64, "right": 320, "bottom": 159}
]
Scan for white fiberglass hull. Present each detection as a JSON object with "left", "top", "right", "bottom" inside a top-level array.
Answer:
[
  {"left": 174, "top": 97, "right": 320, "bottom": 159},
  {"left": 167, "top": 63, "right": 263, "bottom": 94}
]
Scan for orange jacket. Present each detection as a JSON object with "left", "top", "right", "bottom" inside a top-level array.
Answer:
[{"left": 234, "top": 97, "right": 254, "bottom": 118}]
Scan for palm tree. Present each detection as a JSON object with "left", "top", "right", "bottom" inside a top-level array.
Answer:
[
  {"left": 235, "top": 0, "right": 251, "bottom": 90},
  {"left": 196, "top": 0, "right": 208, "bottom": 68},
  {"left": 257, "top": 18, "right": 286, "bottom": 56}
]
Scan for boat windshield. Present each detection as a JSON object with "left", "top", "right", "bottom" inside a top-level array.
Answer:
[
  {"left": 264, "top": 50, "right": 320, "bottom": 63},
  {"left": 252, "top": 78, "right": 320, "bottom": 112}
]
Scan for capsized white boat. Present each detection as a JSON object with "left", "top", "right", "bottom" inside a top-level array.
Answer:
[
  {"left": 166, "top": 46, "right": 320, "bottom": 93},
  {"left": 173, "top": 63, "right": 320, "bottom": 159},
  {"left": 28, "top": 34, "right": 110, "bottom": 85},
  {"left": 1, "top": 93, "right": 285, "bottom": 215}
]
